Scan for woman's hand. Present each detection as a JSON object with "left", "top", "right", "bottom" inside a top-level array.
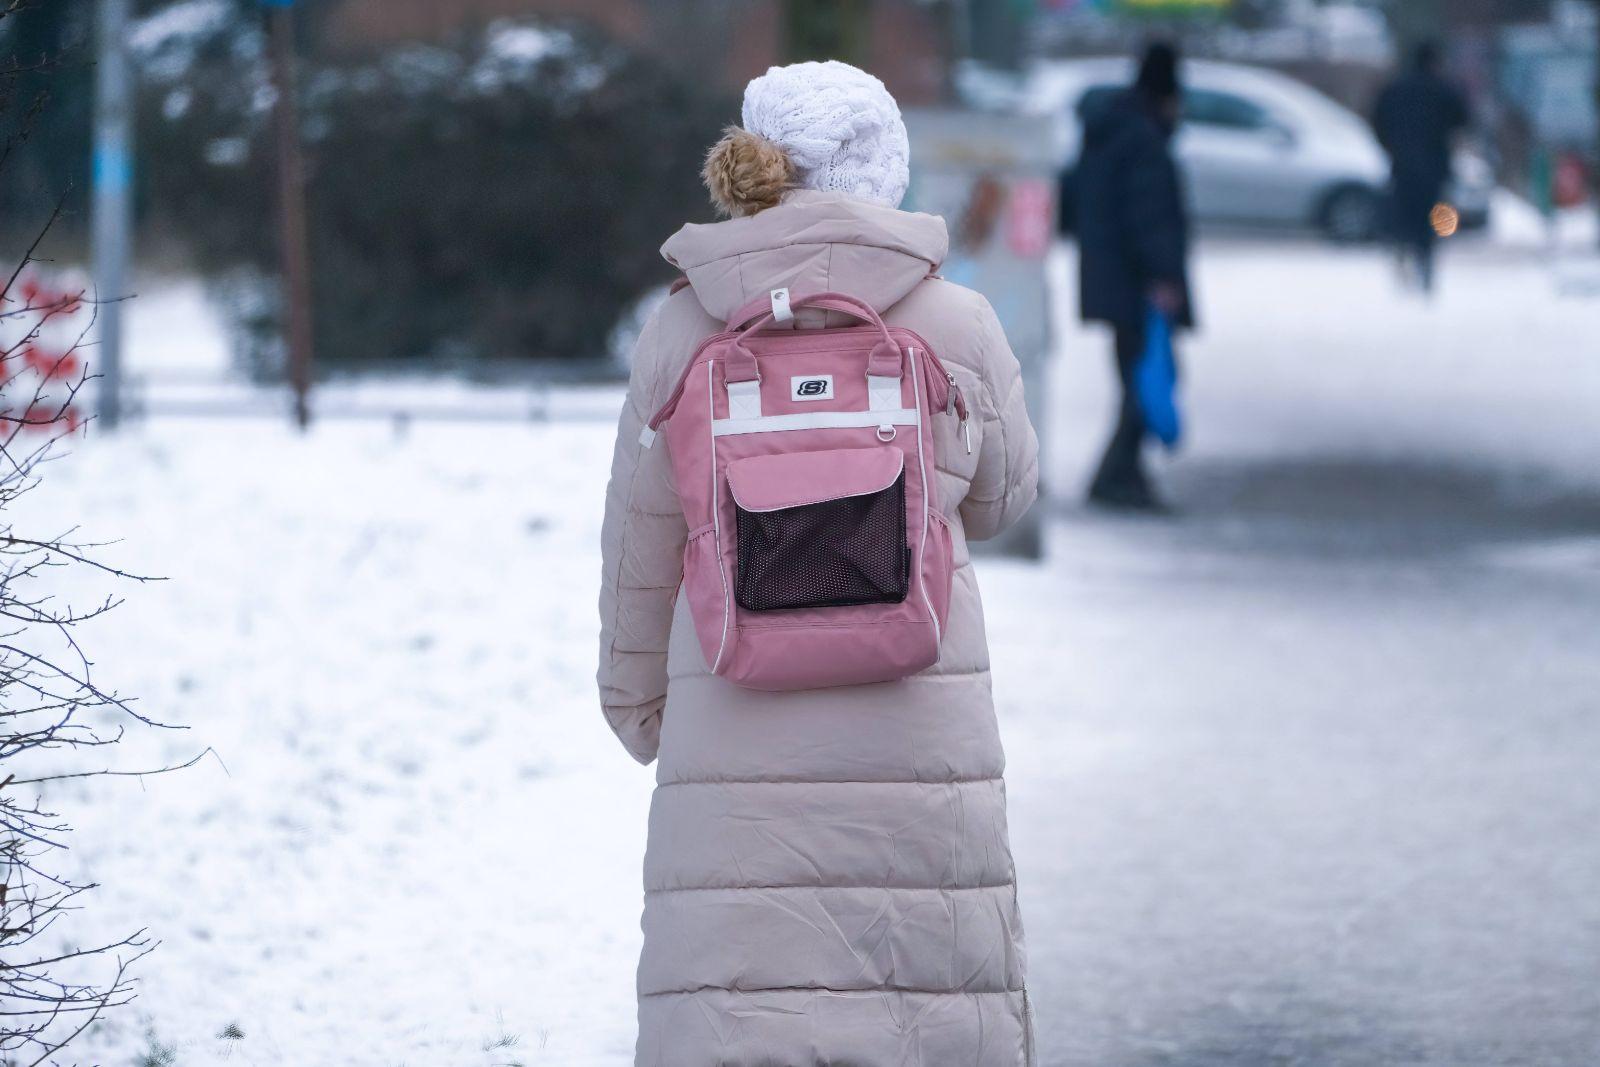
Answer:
[{"left": 1147, "top": 281, "right": 1184, "bottom": 318}]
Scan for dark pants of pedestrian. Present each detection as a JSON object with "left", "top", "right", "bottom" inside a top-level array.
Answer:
[
  {"left": 1391, "top": 177, "right": 1444, "bottom": 290},
  {"left": 1090, "top": 322, "right": 1148, "bottom": 499}
]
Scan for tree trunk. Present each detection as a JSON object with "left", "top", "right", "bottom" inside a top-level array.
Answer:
[{"left": 966, "top": 0, "right": 1023, "bottom": 72}]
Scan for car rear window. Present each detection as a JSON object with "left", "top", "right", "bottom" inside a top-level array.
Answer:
[
  {"left": 1184, "top": 89, "right": 1271, "bottom": 130},
  {"left": 1078, "top": 83, "right": 1273, "bottom": 135}
]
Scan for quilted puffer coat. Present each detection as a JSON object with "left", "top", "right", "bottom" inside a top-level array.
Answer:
[{"left": 597, "top": 189, "right": 1040, "bottom": 1066}]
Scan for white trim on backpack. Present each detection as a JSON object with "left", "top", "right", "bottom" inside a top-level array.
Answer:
[
  {"left": 711, "top": 408, "right": 919, "bottom": 437},
  {"left": 726, "top": 379, "right": 762, "bottom": 421},
  {"left": 769, "top": 287, "right": 793, "bottom": 324},
  {"left": 706, "top": 363, "right": 731, "bottom": 673},
  {"left": 867, "top": 373, "right": 901, "bottom": 412}
]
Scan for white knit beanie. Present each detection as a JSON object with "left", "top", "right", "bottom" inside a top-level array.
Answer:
[{"left": 740, "top": 60, "right": 910, "bottom": 209}]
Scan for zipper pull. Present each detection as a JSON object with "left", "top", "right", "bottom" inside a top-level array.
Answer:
[
  {"left": 946, "top": 372, "right": 971, "bottom": 454},
  {"left": 944, "top": 371, "right": 969, "bottom": 420}
]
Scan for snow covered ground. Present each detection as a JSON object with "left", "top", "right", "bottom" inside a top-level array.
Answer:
[{"left": 20, "top": 234, "right": 1600, "bottom": 1066}]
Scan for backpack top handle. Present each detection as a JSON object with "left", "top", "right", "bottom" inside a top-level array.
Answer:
[{"left": 723, "top": 289, "right": 903, "bottom": 386}]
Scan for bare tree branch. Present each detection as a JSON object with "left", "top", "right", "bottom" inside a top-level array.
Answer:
[{"left": 1, "top": 17, "right": 187, "bottom": 1054}]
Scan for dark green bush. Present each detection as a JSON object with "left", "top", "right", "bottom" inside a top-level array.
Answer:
[{"left": 139, "top": 14, "right": 727, "bottom": 368}]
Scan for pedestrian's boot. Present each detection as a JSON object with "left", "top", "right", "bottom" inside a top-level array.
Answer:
[
  {"left": 1088, "top": 470, "right": 1169, "bottom": 513},
  {"left": 1087, "top": 438, "right": 1169, "bottom": 514},
  {"left": 1088, "top": 400, "right": 1169, "bottom": 513},
  {"left": 1417, "top": 247, "right": 1436, "bottom": 295}
]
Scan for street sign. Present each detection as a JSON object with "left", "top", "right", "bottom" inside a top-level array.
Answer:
[{"left": 904, "top": 109, "right": 1060, "bottom": 560}]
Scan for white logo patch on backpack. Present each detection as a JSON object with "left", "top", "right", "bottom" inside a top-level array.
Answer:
[{"left": 790, "top": 374, "right": 834, "bottom": 402}]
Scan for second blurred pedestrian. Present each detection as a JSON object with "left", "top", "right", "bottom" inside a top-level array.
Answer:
[
  {"left": 1371, "top": 42, "right": 1469, "bottom": 293},
  {"left": 1074, "top": 42, "right": 1193, "bottom": 512}
]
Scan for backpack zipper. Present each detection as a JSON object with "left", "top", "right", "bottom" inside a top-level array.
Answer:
[
  {"left": 947, "top": 371, "right": 971, "bottom": 454},
  {"left": 648, "top": 333, "right": 730, "bottom": 430},
  {"left": 916, "top": 347, "right": 970, "bottom": 454}
]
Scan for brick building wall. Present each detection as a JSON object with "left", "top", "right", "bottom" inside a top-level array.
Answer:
[
  {"left": 328, "top": 0, "right": 646, "bottom": 47},
  {"left": 326, "top": 0, "right": 946, "bottom": 104}
]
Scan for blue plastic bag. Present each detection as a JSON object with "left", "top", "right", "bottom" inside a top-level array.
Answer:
[{"left": 1135, "top": 306, "right": 1182, "bottom": 449}]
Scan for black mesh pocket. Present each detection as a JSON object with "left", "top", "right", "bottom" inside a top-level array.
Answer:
[{"left": 735, "top": 473, "right": 910, "bottom": 612}]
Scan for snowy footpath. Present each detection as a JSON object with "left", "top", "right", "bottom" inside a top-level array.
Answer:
[{"left": 25, "top": 236, "right": 1600, "bottom": 1066}]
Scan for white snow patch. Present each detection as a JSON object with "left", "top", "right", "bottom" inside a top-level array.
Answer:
[
  {"left": 130, "top": 0, "right": 232, "bottom": 55},
  {"left": 124, "top": 278, "right": 233, "bottom": 377},
  {"left": 1490, "top": 187, "right": 1600, "bottom": 251},
  {"left": 36, "top": 418, "right": 648, "bottom": 1066},
  {"left": 486, "top": 20, "right": 571, "bottom": 65}
]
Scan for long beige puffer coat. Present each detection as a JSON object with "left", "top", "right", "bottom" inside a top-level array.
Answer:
[{"left": 598, "top": 189, "right": 1040, "bottom": 1066}]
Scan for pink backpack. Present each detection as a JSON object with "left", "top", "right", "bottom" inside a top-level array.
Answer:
[{"left": 643, "top": 288, "right": 968, "bottom": 691}]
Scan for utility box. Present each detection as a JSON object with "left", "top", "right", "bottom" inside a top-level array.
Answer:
[{"left": 903, "top": 109, "right": 1059, "bottom": 559}]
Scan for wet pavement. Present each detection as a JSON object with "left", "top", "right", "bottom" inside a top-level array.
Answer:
[{"left": 994, "top": 238, "right": 1600, "bottom": 1067}]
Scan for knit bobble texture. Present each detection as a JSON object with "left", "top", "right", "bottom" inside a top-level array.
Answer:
[
  {"left": 703, "top": 127, "right": 796, "bottom": 218},
  {"left": 740, "top": 60, "right": 910, "bottom": 209}
]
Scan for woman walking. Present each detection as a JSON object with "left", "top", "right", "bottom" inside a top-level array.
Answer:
[{"left": 598, "top": 61, "right": 1039, "bottom": 1066}]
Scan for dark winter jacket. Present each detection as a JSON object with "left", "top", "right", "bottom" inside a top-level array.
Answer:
[
  {"left": 1073, "top": 89, "right": 1193, "bottom": 331},
  {"left": 1371, "top": 70, "right": 1468, "bottom": 192}
]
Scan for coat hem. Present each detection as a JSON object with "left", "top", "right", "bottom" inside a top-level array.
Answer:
[
  {"left": 652, "top": 774, "right": 1004, "bottom": 788},
  {"left": 639, "top": 986, "right": 1027, "bottom": 998},
  {"left": 645, "top": 882, "right": 1014, "bottom": 893}
]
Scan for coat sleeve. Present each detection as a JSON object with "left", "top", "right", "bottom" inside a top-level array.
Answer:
[
  {"left": 597, "top": 310, "right": 688, "bottom": 765},
  {"left": 959, "top": 298, "right": 1040, "bottom": 542},
  {"left": 1370, "top": 85, "right": 1397, "bottom": 153}
]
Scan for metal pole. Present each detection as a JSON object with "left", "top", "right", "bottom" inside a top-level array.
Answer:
[
  {"left": 267, "top": 0, "right": 314, "bottom": 429},
  {"left": 1593, "top": 0, "right": 1600, "bottom": 251},
  {"left": 91, "top": 0, "right": 133, "bottom": 431},
  {"left": 965, "top": 0, "right": 1021, "bottom": 72},
  {"left": 944, "top": 0, "right": 971, "bottom": 102}
]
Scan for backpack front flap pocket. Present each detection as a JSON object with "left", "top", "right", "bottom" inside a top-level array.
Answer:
[{"left": 726, "top": 446, "right": 909, "bottom": 612}]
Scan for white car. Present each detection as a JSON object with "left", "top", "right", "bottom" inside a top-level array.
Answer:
[{"left": 1017, "top": 57, "right": 1492, "bottom": 241}]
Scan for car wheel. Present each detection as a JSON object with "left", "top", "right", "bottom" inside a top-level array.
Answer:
[{"left": 1321, "top": 185, "right": 1381, "bottom": 243}]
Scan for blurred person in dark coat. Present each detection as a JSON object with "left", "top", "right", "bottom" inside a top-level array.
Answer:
[
  {"left": 1371, "top": 42, "right": 1469, "bottom": 292},
  {"left": 1074, "top": 41, "right": 1192, "bottom": 512}
]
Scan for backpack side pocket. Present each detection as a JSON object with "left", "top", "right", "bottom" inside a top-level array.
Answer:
[{"left": 681, "top": 522, "right": 733, "bottom": 674}]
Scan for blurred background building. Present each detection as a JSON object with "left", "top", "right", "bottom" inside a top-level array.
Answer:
[
  {"left": 0, "top": 0, "right": 1595, "bottom": 383},
  {"left": 327, "top": 0, "right": 948, "bottom": 104}
]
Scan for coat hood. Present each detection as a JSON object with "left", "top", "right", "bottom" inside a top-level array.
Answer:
[{"left": 660, "top": 190, "right": 949, "bottom": 323}]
